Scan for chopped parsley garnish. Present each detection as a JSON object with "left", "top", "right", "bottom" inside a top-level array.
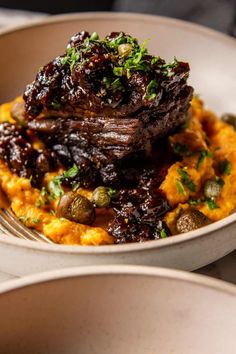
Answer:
[
  {"left": 218, "top": 159, "right": 231, "bottom": 175},
  {"left": 160, "top": 229, "right": 167, "bottom": 238},
  {"left": 188, "top": 198, "right": 202, "bottom": 206},
  {"left": 113, "top": 67, "right": 123, "bottom": 76},
  {"left": 19, "top": 216, "right": 30, "bottom": 225},
  {"left": 172, "top": 142, "right": 190, "bottom": 156},
  {"left": 48, "top": 164, "right": 79, "bottom": 199},
  {"left": 60, "top": 31, "right": 180, "bottom": 90},
  {"left": 36, "top": 200, "right": 41, "bottom": 208},
  {"left": 197, "top": 150, "right": 213, "bottom": 169},
  {"left": 49, "top": 209, "right": 56, "bottom": 216},
  {"left": 176, "top": 180, "right": 186, "bottom": 195},
  {"left": 61, "top": 47, "right": 80, "bottom": 72},
  {"left": 106, "top": 32, "right": 133, "bottom": 49},
  {"left": 63, "top": 164, "right": 79, "bottom": 179},
  {"left": 51, "top": 99, "right": 61, "bottom": 110},
  {"left": 107, "top": 188, "right": 118, "bottom": 199},
  {"left": 144, "top": 79, "right": 158, "bottom": 101},
  {"left": 216, "top": 177, "right": 225, "bottom": 187},
  {"left": 151, "top": 56, "right": 160, "bottom": 65},
  {"left": 161, "top": 57, "right": 178, "bottom": 76},
  {"left": 205, "top": 198, "right": 218, "bottom": 210},
  {"left": 177, "top": 168, "right": 196, "bottom": 192},
  {"left": 48, "top": 177, "right": 64, "bottom": 199},
  {"left": 111, "top": 78, "right": 123, "bottom": 91},
  {"left": 90, "top": 32, "right": 99, "bottom": 41},
  {"left": 102, "top": 77, "right": 111, "bottom": 89},
  {"left": 40, "top": 187, "right": 47, "bottom": 197},
  {"left": 32, "top": 218, "right": 40, "bottom": 224}
]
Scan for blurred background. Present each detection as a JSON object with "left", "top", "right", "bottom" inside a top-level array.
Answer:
[{"left": 0, "top": 0, "right": 235, "bottom": 36}]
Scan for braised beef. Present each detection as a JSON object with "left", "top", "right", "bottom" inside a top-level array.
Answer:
[
  {"left": 108, "top": 188, "right": 171, "bottom": 243},
  {"left": 0, "top": 122, "right": 55, "bottom": 187},
  {"left": 23, "top": 31, "right": 193, "bottom": 173}
]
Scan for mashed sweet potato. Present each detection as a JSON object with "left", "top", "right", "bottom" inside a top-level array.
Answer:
[
  {"left": 163, "top": 98, "right": 236, "bottom": 233},
  {"left": 0, "top": 97, "right": 235, "bottom": 244}
]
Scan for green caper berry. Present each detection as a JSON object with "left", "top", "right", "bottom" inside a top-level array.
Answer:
[
  {"left": 57, "top": 192, "right": 95, "bottom": 225},
  {"left": 221, "top": 113, "right": 236, "bottom": 131},
  {"left": 118, "top": 43, "right": 133, "bottom": 57},
  {"left": 176, "top": 208, "right": 210, "bottom": 234},
  {"left": 91, "top": 186, "right": 111, "bottom": 208},
  {"left": 90, "top": 32, "right": 99, "bottom": 41},
  {"left": 204, "top": 180, "right": 221, "bottom": 199}
]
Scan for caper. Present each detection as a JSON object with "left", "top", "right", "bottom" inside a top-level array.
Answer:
[
  {"left": 10, "top": 101, "right": 26, "bottom": 126},
  {"left": 176, "top": 208, "right": 210, "bottom": 234},
  {"left": 221, "top": 113, "right": 236, "bottom": 131},
  {"left": 57, "top": 192, "right": 95, "bottom": 225},
  {"left": 204, "top": 180, "right": 221, "bottom": 199},
  {"left": 118, "top": 43, "right": 133, "bottom": 57},
  {"left": 91, "top": 186, "right": 111, "bottom": 208}
]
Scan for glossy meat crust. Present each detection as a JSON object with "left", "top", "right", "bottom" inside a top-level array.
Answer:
[{"left": 23, "top": 31, "right": 193, "bottom": 170}]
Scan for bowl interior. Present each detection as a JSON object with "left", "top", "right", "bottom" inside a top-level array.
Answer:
[
  {"left": 0, "top": 267, "right": 235, "bottom": 354},
  {"left": 0, "top": 13, "right": 236, "bottom": 114},
  {"left": 0, "top": 13, "right": 236, "bottom": 267}
]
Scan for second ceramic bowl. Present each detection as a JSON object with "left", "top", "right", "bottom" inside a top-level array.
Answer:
[{"left": 0, "top": 265, "right": 235, "bottom": 354}]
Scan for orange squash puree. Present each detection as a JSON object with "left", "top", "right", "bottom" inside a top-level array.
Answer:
[
  {"left": 0, "top": 96, "right": 235, "bottom": 243},
  {"left": 0, "top": 160, "right": 114, "bottom": 245},
  {"left": 163, "top": 98, "right": 236, "bottom": 234}
]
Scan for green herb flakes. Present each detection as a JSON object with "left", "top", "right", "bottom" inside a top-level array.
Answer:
[
  {"left": 177, "top": 168, "right": 196, "bottom": 192},
  {"left": 215, "top": 176, "right": 225, "bottom": 187},
  {"left": 113, "top": 67, "right": 123, "bottom": 76},
  {"left": 49, "top": 209, "right": 56, "bottom": 216},
  {"left": 63, "top": 164, "right": 79, "bottom": 179},
  {"left": 51, "top": 99, "right": 61, "bottom": 110},
  {"left": 32, "top": 218, "right": 40, "bottom": 224},
  {"left": 144, "top": 79, "right": 158, "bottom": 101},
  {"left": 197, "top": 150, "right": 213, "bottom": 169},
  {"left": 111, "top": 78, "right": 122, "bottom": 91},
  {"left": 160, "top": 229, "right": 167, "bottom": 238},
  {"left": 40, "top": 187, "right": 47, "bottom": 197},
  {"left": 48, "top": 165, "right": 79, "bottom": 199},
  {"left": 188, "top": 198, "right": 202, "bottom": 206},
  {"left": 48, "top": 177, "right": 64, "bottom": 199},
  {"left": 218, "top": 159, "right": 231, "bottom": 175},
  {"left": 90, "top": 32, "right": 99, "bottom": 41},
  {"left": 176, "top": 180, "right": 186, "bottom": 195},
  {"left": 107, "top": 32, "right": 128, "bottom": 49},
  {"left": 61, "top": 47, "right": 80, "bottom": 72},
  {"left": 19, "top": 216, "right": 30, "bottom": 225},
  {"left": 151, "top": 56, "right": 160, "bottom": 65},
  {"left": 161, "top": 57, "right": 178, "bottom": 76},
  {"left": 172, "top": 142, "right": 190, "bottom": 156},
  {"left": 107, "top": 188, "right": 118, "bottom": 199},
  {"left": 102, "top": 77, "right": 111, "bottom": 89},
  {"left": 205, "top": 198, "right": 218, "bottom": 210},
  {"left": 36, "top": 200, "right": 41, "bottom": 208}
]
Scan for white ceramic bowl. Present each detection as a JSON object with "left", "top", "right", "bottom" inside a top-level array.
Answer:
[
  {"left": 0, "top": 13, "right": 236, "bottom": 276},
  {"left": 0, "top": 265, "right": 235, "bottom": 354}
]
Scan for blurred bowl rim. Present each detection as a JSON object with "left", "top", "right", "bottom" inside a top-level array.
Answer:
[
  {"left": 0, "top": 12, "right": 235, "bottom": 253},
  {"left": 0, "top": 11, "right": 236, "bottom": 47},
  {"left": 0, "top": 265, "right": 236, "bottom": 297}
]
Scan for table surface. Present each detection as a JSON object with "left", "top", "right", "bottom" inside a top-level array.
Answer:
[{"left": 0, "top": 8, "right": 235, "bottom": 284}]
